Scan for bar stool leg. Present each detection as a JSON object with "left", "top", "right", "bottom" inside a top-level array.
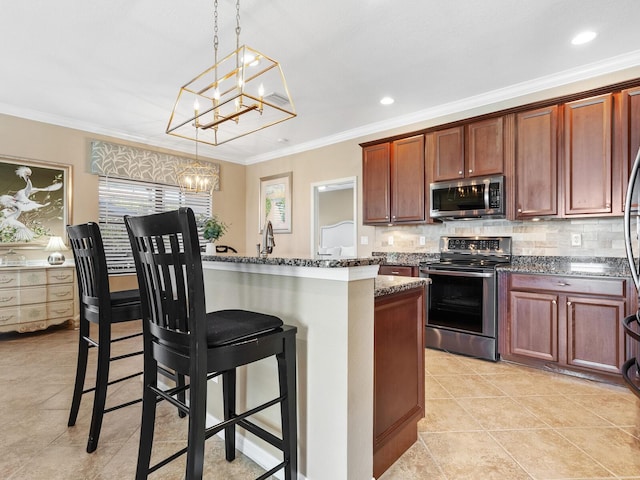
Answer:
[
  {"left": 278, "top": 333, "right": 298, "bottom": 480},
  {"left": 223, "top": 369, "right": 237, "bottom": 462},
  {"left": 136, "top": 358, "right": 159, "bottom": 480},
  {"left": 68, "top": 319, "right": 90, "bottom": 427},
  {"left": 87, "top": 324, "right": 111, "bottom": 453}
]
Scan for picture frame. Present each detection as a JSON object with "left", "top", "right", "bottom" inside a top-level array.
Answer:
[
  {"left": 259, "top": 172, "right": 292, "bottom": 233},
  {"left": 0, "top": 155, "right": 72, "bottom": 246}
]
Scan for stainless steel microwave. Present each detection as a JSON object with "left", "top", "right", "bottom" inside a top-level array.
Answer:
[{"left": 430, "top": 175, "right": 505, "bottom": 220}]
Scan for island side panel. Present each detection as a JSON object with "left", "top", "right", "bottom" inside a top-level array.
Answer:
[{"left": 203, "top": 266, "right": 375, "bottom": 480}]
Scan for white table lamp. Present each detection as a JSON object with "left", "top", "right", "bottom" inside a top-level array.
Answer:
[{"left": 45, "top": 236, "right": 68, "bottom": 265}]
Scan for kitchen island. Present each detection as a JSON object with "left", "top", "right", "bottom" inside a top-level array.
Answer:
[{"left": 201, "top": 254, "right": 426, "bottom": 480}]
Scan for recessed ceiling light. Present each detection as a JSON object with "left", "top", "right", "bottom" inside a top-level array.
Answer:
[
  {"left": 571, "top": 30, "right": 597, "bottom": 45},
  {"left": 380, "top": 96, "right": 394, "bottom": 105}
]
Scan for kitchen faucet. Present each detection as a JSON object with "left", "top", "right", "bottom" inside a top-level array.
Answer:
[{"left": 258, "top": 220, "right": 275, "bottom": 258}]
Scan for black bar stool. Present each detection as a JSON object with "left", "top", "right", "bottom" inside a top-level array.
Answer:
[
  {"left": 66, "top": 222, "right": 144, "bottom": 453},
  {"left": 125, "top": 207, "right": 297, "bottom": 480}
]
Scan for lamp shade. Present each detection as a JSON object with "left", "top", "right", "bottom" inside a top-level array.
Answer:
[{"left": 45, "top": 236, "right": 67, "bottom": 265}]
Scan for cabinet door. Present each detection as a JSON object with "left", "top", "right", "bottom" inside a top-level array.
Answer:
[
  {"left": 515, "top": 106, "right": 558, "bottom": 218},
  {"left": 374, "top": 287, "right": 425, "bottom": 478},
  {"left": 620, "top": 87, "right": 640, "bottom": 213},
  {"left": 363, "top": 143, "right": 391, "bottom": 224},
  {"left": 509, "top": 290, "right": 559, "bottom": 362},
  {"left": 566, "top": 295, "right": 626, "bottom": 374},
  {"left": 430, "top": 126, "right": 464, "bottom": 181},
  {"left": 563, "top": 94, "right": 613, "bottom": 215},
  {"left": 466, "top": 116, "right": 504, "bottom": 177},
  {"left": 391, "top": 135, "right": 425, "bottom": 223}
]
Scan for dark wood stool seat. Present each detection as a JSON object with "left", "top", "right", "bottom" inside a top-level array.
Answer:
[{"left": 125, "top": 207, "right": 297, "bottom": 480}]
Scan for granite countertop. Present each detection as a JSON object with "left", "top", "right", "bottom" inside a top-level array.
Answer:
[
  {"left": 203, "top": 253, "right": 384, "bottom": 268},
  {"left": 499, "top": 256, "right": 632, "bottom": 278},
  {"left": 374, "top": 275, "right": 429, "bottom": 297},
  {"left": 373, "top": 252, "right": 633, "bottom": 278}
]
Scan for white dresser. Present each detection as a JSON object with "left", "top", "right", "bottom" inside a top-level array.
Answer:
[{"left": 0, "top": 265, "right": 77, "bottom": 333}]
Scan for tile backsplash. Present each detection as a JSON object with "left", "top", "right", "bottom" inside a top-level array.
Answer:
[{"left": 373, "top": 217, "right": 633, "bottom": 257}]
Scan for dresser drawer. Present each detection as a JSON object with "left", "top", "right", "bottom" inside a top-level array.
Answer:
[
  {"left": 48, "top": 300, "right": 74, "bottom": 319},
  {"left": 20, "top": 269, "right": 47, "bottom": 287},
  {"left": 0, "top": 304, "right": 47, "bottom": 326},
  {"left": 0, "top": 306, "right": 19, "bottom": 326},
  {"left": 48, "top": 284, "right": 74, "bottom": 302},
  {"left": 47, "top": 268, "right": 74, "bottom": 284},
  {"left": 0, "top": 271, "right": 19, "bottom": 288}
]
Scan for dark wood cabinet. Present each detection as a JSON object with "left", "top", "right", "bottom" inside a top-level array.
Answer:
[
  {"left": 500, "top": 272, "right": 631, "bottom": 380},
  {"left": 429, "top": 126, "right": 464, "bottom": 181},
  {"left": 466, "top": 116, "right": 505, "bottom": 177},
  {"left": 618, "top": 87, "right": 640, "bottom": 213},
  {"left": 362, "top": 143, "right": 391, "bottom": 224},
  {"left": 378, "top": 265, "right": 418, "bottom": 277},
  {"left": 363, "top": 135, "right": 425, "bottom": 225},
  {"left": 374, "top": 286, "right": 425, "bottom": 479},
  {"left": 430, "top": 117, "right": 504, "bottom": 182},
  {"left": 514, "top": 106, "right": 558, "bottom": 218},
  {"left": 563, "top": 94, "right": 613, "bottom": 215}
]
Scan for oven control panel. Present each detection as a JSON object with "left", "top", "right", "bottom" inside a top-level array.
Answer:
[{"left": 440, "top": 236, "right": 512, "bottom": 256}]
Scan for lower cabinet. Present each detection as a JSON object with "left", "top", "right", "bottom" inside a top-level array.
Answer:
[
  {"left": 0, "top": 266, "right": 77, "bottom": 333},
  {"left": 373, "top": 286, "right": 425, "bottom": 478},
  {"left": 378, "top": 265, "right": 418, "bottom": 277},
  {"left": 499, "top": 272, "right": 634, "bottom": 380}
]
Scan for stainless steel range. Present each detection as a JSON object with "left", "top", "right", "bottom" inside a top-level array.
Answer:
[{"left": 419, "top": 236, "right": 512, "bottom": 361}]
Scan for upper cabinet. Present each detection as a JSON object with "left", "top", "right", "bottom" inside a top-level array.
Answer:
[
  {"left": 618, "top": 87, "right": 640, "bottom": 213},
  {"left": 514, "top": 106, "right": 558, "bottom": 218},
  {"left": 430, "top": 117, "right": 504, "bottom": 182},
  {"left": 563, "top": 94, "right": 613, "bottom": 216},
  {"left": 363, "top": 135, "right": 426, "bottom": 225}
]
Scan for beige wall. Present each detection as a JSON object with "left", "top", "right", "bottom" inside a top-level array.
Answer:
[{"left": 0, "top": 113, "right": 245, "bottom": 289}]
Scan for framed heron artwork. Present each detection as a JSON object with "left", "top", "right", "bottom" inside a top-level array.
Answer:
[{"left": 0, "top": 156, "right": 72, "bottom": 245}]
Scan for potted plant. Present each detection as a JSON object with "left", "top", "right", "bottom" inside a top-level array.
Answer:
[{"left": 199, "top": 214, "right": 228, "bottom": 254}]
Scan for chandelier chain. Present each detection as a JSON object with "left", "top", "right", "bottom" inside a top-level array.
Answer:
[
  {"left": 235, "top": 0, "right": 241, "bottom": 49},
  {"left": 213, "top": 0, "right": 219, "bottom": 64}
]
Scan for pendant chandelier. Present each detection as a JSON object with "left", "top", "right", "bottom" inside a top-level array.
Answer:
[
  {"left": 176, "top": 128, "right": 217, "bottom": 193},
  {"left": 166, "top": 0, "right": 296, "bottom": 147}
]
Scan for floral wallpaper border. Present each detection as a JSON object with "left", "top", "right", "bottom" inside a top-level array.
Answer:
[{"left": 90, "top": 140, "right": 220, "bottom": 190}]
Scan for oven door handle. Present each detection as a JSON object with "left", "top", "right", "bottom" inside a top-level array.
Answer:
[{"left": 420, "top": 269, "right": 494, "bottom": 278}]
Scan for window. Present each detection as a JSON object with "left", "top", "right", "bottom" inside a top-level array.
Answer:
[{"left": 98, "top": 176, "right": 211, "bottom": 274}]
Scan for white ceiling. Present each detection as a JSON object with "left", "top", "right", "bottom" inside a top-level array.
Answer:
[{"left": 3, "top": 0, "right": 640, "bottom": 165}]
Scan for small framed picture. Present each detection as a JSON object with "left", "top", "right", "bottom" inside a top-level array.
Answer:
[{"left": 259, "top": 172, "right": 292, "bottom": 233}]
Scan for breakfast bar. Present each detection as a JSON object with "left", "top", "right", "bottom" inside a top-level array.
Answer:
[{"left": 201, "top": 254, "right": 426, "bottom": 480}]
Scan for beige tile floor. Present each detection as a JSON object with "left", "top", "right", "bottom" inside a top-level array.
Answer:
[{"left": 2, "top": 321, "right": 640, "bottom": 479}]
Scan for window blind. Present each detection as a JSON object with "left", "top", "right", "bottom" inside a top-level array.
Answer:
[{"left": 98, "top": 176, "right": 211, "bottom": 274}]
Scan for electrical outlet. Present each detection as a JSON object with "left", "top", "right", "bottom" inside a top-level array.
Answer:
[
  {"left": 419, "top": 236, "right": 426, "bottom": 246},
  {"left": 360, "top": 236, "right": 368, "bottom": 245},
  {"left": 571, "top": 233, "right": 582, "bottom": 246},
  {"left": 388, "top": 236, "right": 394, "bottom": 246}
]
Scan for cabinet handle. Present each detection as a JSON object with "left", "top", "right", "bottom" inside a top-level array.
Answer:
[
  {"left": 53, "top": 292, "right": 71, "bottom": 297},
  {"left": 517, "top": 208, "right": 522, "bottom": 213},
  {"left": 53, "top": 274, "right": 71, "bottom": 280},
  {"left": 458, "top": 170, "right": 463, "bottom": 175},
  {"left": 468, "top": 169, "right": 473, "bottom": 174},
  {"left": 557, "top": 282, "right": 569, "bottom": 286},
  {"left": 552, "top": 299, "right": 557, "bottom": 305},
  {"left": 0, "top": 296, "right": 15, "bottom": 303},
  {"left": 390, "top": 271, "right": 400, "bottom": 275},
  {"left": 0, "top": 315, "right": 15, "bottom": 322},
  {"left": 53, "top": 309, "right": 71, "bottom": 315},
  {"left": 0, "top": 278, "right": 14, "bottom": 284},
  {"left": 567, "top": 301, "right": 572, "bottom": 306}
]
